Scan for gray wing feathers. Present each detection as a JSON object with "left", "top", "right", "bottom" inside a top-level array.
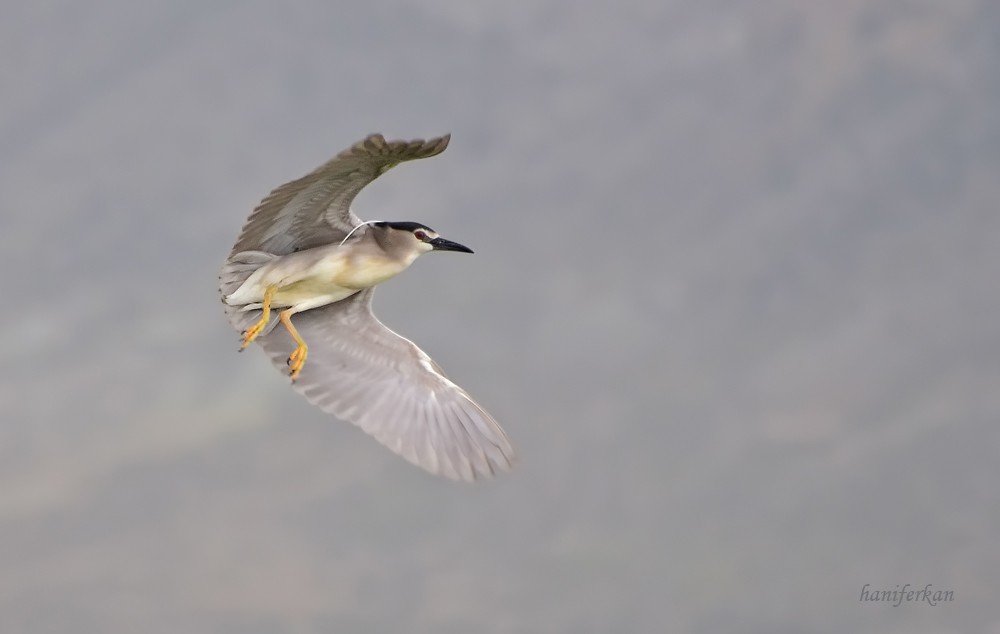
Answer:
[
  {"left": 228, "top": 133, "right": 451, "bottom": 257},
  {"left": 255, "top": 289, "right": 515, "bottom": 481}
]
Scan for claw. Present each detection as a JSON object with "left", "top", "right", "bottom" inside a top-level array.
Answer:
[
  {"left": 287, "top": 344, "right": 308, "bottom": 382},
  {"left": 240, "top": 319, "right": 267, "bottom": 350}
]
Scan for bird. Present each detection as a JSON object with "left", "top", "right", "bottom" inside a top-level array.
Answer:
[{"left": 218, "top": 133, "right": 515, "bottom": 481}]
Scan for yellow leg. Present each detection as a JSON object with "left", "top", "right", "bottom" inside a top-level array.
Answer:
[
  {"left": 280, "top": 309, "right": 308, "bottom": 382},
  {"left": 240, "top": 286, "right": 275, "bottom": 350}
]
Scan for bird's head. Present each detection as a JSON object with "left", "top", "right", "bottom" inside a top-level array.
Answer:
[{"left": 372, "top": 221, "right": 473, "bottom": 259}]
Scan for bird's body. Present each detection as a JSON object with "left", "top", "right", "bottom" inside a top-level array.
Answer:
[
  {"left": 225, "top": 241, "right": 414, "bottom": 312},
  {"left": 219, "top": 133, "right": 515, "bottom": 481}
]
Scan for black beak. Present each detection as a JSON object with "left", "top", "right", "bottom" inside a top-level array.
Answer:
[{"left": 429, "top": 237, "right": 473, "bottom": 253}]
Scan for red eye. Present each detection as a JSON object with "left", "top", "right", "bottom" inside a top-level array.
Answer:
[{"left": 414, "top": 230, "right": 426, "bottom": 241}]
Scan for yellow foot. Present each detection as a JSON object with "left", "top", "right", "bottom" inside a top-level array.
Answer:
[
  {"left": 240, "top": 317, "right": 269, "bottom": 350},
  {"left": 287, "top": 344, "right": 308, "bottom": 382},
  {"left": 240, "top": 286, "right": 276, "bottom": 351}
]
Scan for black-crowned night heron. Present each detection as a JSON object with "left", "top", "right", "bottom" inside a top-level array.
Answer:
[{"left": 219, "top": 134, "right": 514, "bottom": 481}]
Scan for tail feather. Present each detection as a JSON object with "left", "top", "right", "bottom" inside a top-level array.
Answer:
[{"left": 219, "top": 250, "right": 282, "bottom": 336}]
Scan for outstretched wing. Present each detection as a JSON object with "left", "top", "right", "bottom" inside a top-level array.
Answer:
[
  {"left": 228, "top": 133, "right": 451, "bottom": 257},
  {"left": 256, "top": 288, "right": 516, "bottom": 482}
]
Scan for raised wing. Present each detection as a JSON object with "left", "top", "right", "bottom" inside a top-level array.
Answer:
[
  {"left": 256, "top": 288, "right": 516, "bottom": 481},
  {"left": 228, "top": 133, "right": 450, "bottom": 257}
]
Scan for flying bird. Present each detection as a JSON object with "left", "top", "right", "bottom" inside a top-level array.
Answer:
[{"left": 219, "top": 133, "right": 515, "bottom": 481}]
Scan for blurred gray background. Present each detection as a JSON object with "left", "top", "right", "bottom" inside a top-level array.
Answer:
[{"left": 1, "top": 1, "right": 998, "bottom": 632}]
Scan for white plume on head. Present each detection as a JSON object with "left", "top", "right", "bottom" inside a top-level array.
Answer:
[{"left": 339, "top": 220, "right": 384, "bottom": 246}]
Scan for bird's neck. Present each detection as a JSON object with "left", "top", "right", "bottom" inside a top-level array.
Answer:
[{"left": 337, "top": 251, "right": 415, "bottom": 289}]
